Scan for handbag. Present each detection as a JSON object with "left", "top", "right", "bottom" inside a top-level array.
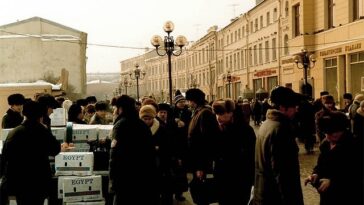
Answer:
[{"left": 189, "top": 176, "right": 218, "bottom": 204}]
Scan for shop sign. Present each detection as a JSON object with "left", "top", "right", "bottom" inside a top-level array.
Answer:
[
  {"left": 320, "top": 42, "right": 362, "bottom": 57},
  {"left": 254, "top": 69, "right": 277, "bottom": 77},
  {"left": 282, "top": 58, "right": 294, "bottom": 64}
]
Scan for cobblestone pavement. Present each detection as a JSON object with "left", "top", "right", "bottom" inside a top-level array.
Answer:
[{"left": 172, "top": 123, "right": 320, "bottom": 205}]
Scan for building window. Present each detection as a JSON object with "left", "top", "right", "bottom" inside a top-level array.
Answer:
[
  {"left": 273, "top": 8, "right": 278, "bottom": 21},
  {"left": 350, "top": 52, "right": 364, "bottom": 95},
  {"left": 242, "top": 26, "right": 245, "bottom": 37},
  {"left": 255, "top": 18, "right": 258, "bottom": 31},
  {"left": 227, "top": 35, "right": 229, "bottom": 45},
  {"left": 328, "top": 0, "right": 334, "bottom": 29},
  {"left": 265, "top": 41, "right": 270, "bottom": 63},
  {"left": 294, "top": 4, "right": 300, "bottom": 37},
  {"left": 235, "top": 31, "right": 238, "bottom": 42},
  {"left": 238, "top": 29, "right": 241, "bottom": 39},
  {"left": 251, "top": 21, "right": 254, "bottom": 33},
  {"left": 231, "top": 33, "right": 233, "bottom": 43},
  {"left": 272, "top": 38, "right": 277, "bottom": 61},
  {"left": 352, "top": 0, "right": 359, "bottom": 22},
  {"left": 234, "top": 82, "right": 241, "bottom": 99},
  {"left": 284, "top": 35, "right": 289, "bottom": 55},
  {"left": 241, "top": 50, "right": 245, "bottom": 68},
  {"left": 260, "top": 16, "right": 264, "bottom": 28},
  {"left": 285, "top": 1, "right": 289, "bottom": 17},
  {"left": 233, "top": 53, "right": 237, "bottom": 70},
  {"left": 259, "top": 43, "right": 263, "bottom": 64},
  {"left": 268, "top": 76, "right": 278, "bottom": 92},
  {"left": 254, "top": 45, "right": 258, "bottom": 65},
  {"left": 229, "top": 55, "right": 232, "bottom": 69},
  {"left": 267, "top": 12, "right": 270, "bottom": 25},
  {"left": 249, "top": 47, "right": 253, "bottom": 66},
  {"left": 237, "top": 52, "right": 241, "bottom": 70},
  {"left": 325, "top": 58, "right": 338, "bottom": 100}
]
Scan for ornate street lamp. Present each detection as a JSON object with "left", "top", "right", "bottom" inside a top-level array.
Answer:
[
  {"left": 223, "top": 71, "right": 233, "bottom": 98},
  {"left": 129, "top": 63, "right": 146, "bottom": 102},
  {"left": 294, "top": 49, "right": 316, "bottom": 98},
  {"left": 151, "top": 21, "right": 187, "bottom": 105},
  {"left": 122, "top": 76, "right": 132, "bottom": 95},
  {"left": 190, "top": 74, "right": 199, "bottom": 88}
]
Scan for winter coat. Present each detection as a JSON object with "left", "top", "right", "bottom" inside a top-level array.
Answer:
[
  {"left": 0, "top": 120, "right": 61, "bottom": 197},
  {"left": 109, "top": 115, "right": 158, "bottom": 204},
  {"left": 188, "top": 105, "right": 220, "bottom": 172},
  {"left": 253, "top": 109, "right": 304, "bottom": 205},
  {"left": 313, "top": 134, "right": 360, "bottom": 205},
  {"left": 214, "top": 120, "right": 256, "bottom": 205},
  {"left": 1, "top": 109, "right": 23, "bottom": 129}
]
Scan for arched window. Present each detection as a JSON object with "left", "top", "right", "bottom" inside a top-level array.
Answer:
[{"left": 284, "top": 35, "right": 289, "bottom": 55}]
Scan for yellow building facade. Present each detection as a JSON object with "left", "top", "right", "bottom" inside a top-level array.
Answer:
[{"left": 120, "top": 0, "right": 364, "bottom": 106}]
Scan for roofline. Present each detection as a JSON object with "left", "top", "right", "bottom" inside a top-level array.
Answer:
[{"left": 0, "top": 16, "right": 85, "bottom": 34}]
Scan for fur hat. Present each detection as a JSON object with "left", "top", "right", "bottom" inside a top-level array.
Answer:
[
  {"left": 354, "top": 94, "right": 364, "bottom": 102},
  {"left": 270, "top": 86, "right": 301, "bottom": 108},
  {"left": 343, "top": 93, "right": 353, "bottom": 100},
  {"left": 212, "top": 99, "right": 235, "bottom": 114},
  {"left": 320, "top": 91, "right": 329, "bottom": 97},
  {"left": 318, "top": 111, "right": 349, "bottom": 134},
  {"left": 174, "top": 94, "right": 186, "bottom": 104},
  {"left": 158, "top": 103, "right": 171, "bottom": 112},
  {"left": 139, "top": 105, "right": 156, "bottom": 118},
  {"left": 185, "top": 88, "right": 205, "bottom": 105},
  {"left": 8, "top": 93, "right": 25, "bottom": 105},
  {"left": 321, "top": 95, "right": 335, "bottom": 104}
]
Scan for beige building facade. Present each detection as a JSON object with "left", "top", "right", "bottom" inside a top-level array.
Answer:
[
  {"left": 0, "top": 17, "right": 87, "bottom": 94},
  {"left": 121, "top": 0, "right": 364, "bottom": 106}
]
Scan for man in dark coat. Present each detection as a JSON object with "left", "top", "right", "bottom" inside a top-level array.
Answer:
[
  {"left": 252, "top": 86, "right": 304, "bottom": 205},
  {"left": 109, "top": 95, "right": 158, "bottom": 205},
  {"left": 1, "top": 93, "right": 25, "bottom": 129},
  {"left": 0, "top": 100, "right": 61, "bottom": 205},
  {"left": 185, "top": 88, "right": 220, "bottom": 205}
]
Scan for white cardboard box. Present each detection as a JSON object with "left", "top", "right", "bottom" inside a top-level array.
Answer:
[
  {"left": 58, "top": 176, "right": 77, "bottom": 199},
  {"left": 55, "top": 152, "right": 94, "bottom": 176},
  {"left": 50, "top": 108, "right": 67, "bottom": 127},
  {"left": 72, "top": 125, "right": 98, "bottom": 152},
  {"left": 97, "top": 125, "right": 113, "bottom": 140},
  {"left": 62, "top": 175, "right": 103, "bottom": 203},
  {"left": 51, "top": 127, "right": 66, "bottom": 143}
]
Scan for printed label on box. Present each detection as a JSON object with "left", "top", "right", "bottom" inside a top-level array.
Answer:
[
  {"left": 55, "top": 152, "right": 94, "bottom": 176},
  {"left": 62, "top": 175, "right": 103, "bottom": 203}
]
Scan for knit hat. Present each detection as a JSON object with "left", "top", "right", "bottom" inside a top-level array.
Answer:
[
  {"left": 174, "top": 94, "right": 186, "bottom": 104},
  {"left": 139, "top": 105, "right": 157, "bottom": 118}
]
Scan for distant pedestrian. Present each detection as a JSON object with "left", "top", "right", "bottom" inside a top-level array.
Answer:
[
  {"left": 186, "top": 88, "right": 220, "bottom": 205},
  {"left": 305, "top": 111, "right": 361, "bottom": 205},
  {"left": 0, "top": 100, "right": 61, "bottom": 205},
  {"left": 212, "top": 99, "right": 256, "bottom": 205},
  {"left": 252, "top": 86, "right": 304, "bottom": 205},
  {"left": 109, "top": 95, "right": 158, "bottom": 205},
  {"left": 1, "top": 93, "right": 25, "bottom": 129}
]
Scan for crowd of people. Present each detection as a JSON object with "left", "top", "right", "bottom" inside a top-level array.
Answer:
[{"left": 0, "top": 87, "right": 362, "bottom": 205}]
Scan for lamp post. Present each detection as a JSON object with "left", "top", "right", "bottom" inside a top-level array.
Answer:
[
  {"left": 223, "top": 71, "right": 232, "bottom": 98},
  {"left": 294, "top": 49, "right": 316, "bottom": 98},
  {"left": 151, "top": 21, "right": 187, "bottom": 105},
  {"left": 129, "top": 63, "right": 146, "bottom": 102},
  {"left": 190, "top": 74, "right": 199, "bottom": 88},
  {"left": 122, "top": 76, "right": 131, "bottom": 95}
]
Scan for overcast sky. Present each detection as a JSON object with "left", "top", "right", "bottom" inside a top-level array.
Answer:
[{"left": 1, "top": 0, "right": 255, "bottom": 73}]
